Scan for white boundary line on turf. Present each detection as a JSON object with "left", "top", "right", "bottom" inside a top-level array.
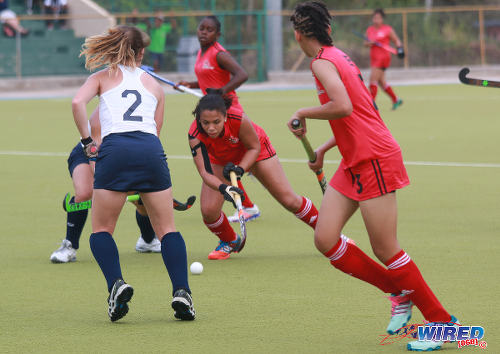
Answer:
[{"left": 1, "top": 150, "right": 500, "bottom": 168}]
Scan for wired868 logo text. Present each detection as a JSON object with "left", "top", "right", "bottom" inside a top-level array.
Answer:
[{"left": 379, "top": 323, "right": 487, "bottom": 349}]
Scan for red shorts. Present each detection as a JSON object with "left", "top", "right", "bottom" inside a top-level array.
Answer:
[
  {"left": 330, "top": 151, "right": 410, "bottom": 201},
  {"left": 209, "top": 133, "right": 276, "bottom": 166},
  {"left": 370, "top": 53, "right": 391, "bottom": 69}
]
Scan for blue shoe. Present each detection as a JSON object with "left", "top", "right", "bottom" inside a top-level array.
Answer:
[
  {"left": 387, "top": 292, "right": 413, "bottom": 334},
  {"left": 407, "top": 315, "right": 460, "bottom": 351},
  {"left": 207, "top": 236, "right": 243, "bottom": 260},
  {"left": 392, "top": 98, "right": 403, "bottom": 110}
]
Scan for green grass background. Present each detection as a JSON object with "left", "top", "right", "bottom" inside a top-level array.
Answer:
[{"left": 1, "top": 85, "right": 498, "bottom": 353}]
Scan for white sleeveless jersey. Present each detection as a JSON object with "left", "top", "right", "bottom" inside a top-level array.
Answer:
[{"left": 99, "top": 65, "right": 158, "bottom": 138}]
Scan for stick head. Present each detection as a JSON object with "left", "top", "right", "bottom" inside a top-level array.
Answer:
[
  {"left": 458, "top": 67, "right": 470, "bottom": 83},
  {"left": 291, "top": 119, "right": 301, "bottom": 129}
]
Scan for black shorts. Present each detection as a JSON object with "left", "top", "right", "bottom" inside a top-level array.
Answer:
[
  {"left": 94, "top": 131, "right": 172, "bottom": 192},
  {"left": 67, "top": 142, "right": 88, "bottom": 177}
]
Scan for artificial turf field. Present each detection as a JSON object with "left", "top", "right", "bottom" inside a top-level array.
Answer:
[{"left": 1, "top": 84, "right": 499, "bottom": 353}]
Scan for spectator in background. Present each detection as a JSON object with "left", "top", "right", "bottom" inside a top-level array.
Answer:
[
  {"left": 128, "top": 8, "right": 149, "bottom": 33},
  {"left": 44, "top": 0, "right": 68, "bottom": 30},
  {"left": 148, "top": 14, "right": 176, "bottom": 72},
  {"left": 1, "top": 0, "right": 29, "bottom": 36}
]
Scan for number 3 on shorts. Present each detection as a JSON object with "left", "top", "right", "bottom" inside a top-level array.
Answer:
[
  {"left": 353, "top": 173, "right": 363, "bottom": 194},
  {"left": 122, "top": 90, "right": 143, "bottom": 122}
]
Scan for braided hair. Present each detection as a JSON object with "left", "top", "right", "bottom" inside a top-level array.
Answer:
[
  {"left": 192, "top": 88, "right": 232, "bottom": 135},
  {"left": 290, "top": 1, "right": 333, "bottom": 46}
]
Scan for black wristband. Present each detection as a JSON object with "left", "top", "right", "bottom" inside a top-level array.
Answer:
[{"left": 81, "top": 136, "right": 93, "bottom": 145}]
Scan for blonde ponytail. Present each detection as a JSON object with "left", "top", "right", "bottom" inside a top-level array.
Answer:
[{"left": 80, "top": 25, "right": 150, "bottom": 73}]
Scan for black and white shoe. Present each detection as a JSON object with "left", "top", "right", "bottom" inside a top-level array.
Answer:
[
  {"left": 172, "top": 289, "right": 196, "bottom": 321},
  {"left": 107, "top": 279, "right": 134, "bottom": 322}
]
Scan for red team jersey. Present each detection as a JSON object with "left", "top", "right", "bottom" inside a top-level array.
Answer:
[
  {"left": 194, "top": 42, "right": 243, "bottom": 111},
  {"left": 188, "top": 107, "right": 275, "bottom": 166},
  {"left": 312, "top": 46, "right": 409, "bottom": 200},
  {"left": 365, "top": 24, "right": 393, "bottom": 68}
]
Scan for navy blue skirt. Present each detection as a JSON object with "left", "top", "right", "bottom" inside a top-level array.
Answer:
[
  {"left": 94, "top": 131, "right": 172, "bottom": 192},
  {"left": 67, "top": 142, "right": 89, "bottom": 177}
]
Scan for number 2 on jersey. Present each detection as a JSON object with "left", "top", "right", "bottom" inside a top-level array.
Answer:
[{"left": 122, "top": 90, "right": 143, "bottom": 122}]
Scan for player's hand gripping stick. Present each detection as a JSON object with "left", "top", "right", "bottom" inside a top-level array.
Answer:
[
  {"left": 229, "top": 171, "right": 247, "bottom": 251},
  {"left": 291, "top": 119, "right": 328, "bottom": 194}
]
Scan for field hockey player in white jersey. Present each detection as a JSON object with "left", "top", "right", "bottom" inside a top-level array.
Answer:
[{"left": 72, "top": 25, "right": 195, "bottom": 322}]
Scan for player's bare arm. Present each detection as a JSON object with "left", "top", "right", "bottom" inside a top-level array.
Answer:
[
  {"left": 89, "top": 107, "right": 102, "bottom": 145},
  {"left": 177, "top": 80, "right": 200, "bottom": 89},
  {"left": 308, "top": 136, "right": 337, "bottom": 172},
  {"left": 236, "top": 116, "right": 260, "bottom": 172},
  {"left": 189, "top": 137, "right": 222, "bottom": 190},
  {"left": 389, "top": 28, "right": 402, "bottom": 47},
  {"left": 216, "top": 51, "right": 248, "bottom": 95},
  {"left": 72, "top": 73, "right": 100, "bottom": 139},
  {"left": 288, "top": 60, "right": 352, "bottom": 137},
  {"left": 142, "top": 74, "right": 165, "bottom": 135}
]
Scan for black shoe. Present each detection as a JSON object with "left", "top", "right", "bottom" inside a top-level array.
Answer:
[
  {"left": 172, "top": 289, "right": 196, "bottom": 321},
  {"left": 107, "top": 279, "right": 134, "bottom": 322}
]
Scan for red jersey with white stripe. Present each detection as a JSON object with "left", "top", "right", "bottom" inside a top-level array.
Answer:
[
  {"left": 188, "top": 107, "right": 270, "bottom": 165},
  {"left": 194, "top": 42, "right": 242, "bottom": 110},
  {"left": 366, "top": 24, "right": 392, "bottom": 60},
  {"left": 312, "top": 46, "right": 401, "bottom": 167}
]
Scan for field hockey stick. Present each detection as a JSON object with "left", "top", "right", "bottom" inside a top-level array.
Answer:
[
  {"left": 351, "top": 30, "right": 397, "bottom": 55},
  {"left": 229, "top": 171, "right": 247, "bottom": 250},
  {"left": 459, "top": 68, "right": 500, "bottom": 88},
  {"left": 291, "top": 119, "right": 328, "bottom": 194},
  {"left": 140, "top": 65, "right": 203, "bottom": 98},
  {"left": 63, "top": 193, "right": 196, "bottom": 212}
]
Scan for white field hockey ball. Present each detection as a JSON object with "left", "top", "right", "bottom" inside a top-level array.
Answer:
[{"left": 190, "top": 262, "right": 203, "bottom": 275}]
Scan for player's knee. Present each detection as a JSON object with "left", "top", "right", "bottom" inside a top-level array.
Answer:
[
  {"left": 135, "top": 204, "right": 147, "bottom": 216},
  {"left": 201, "top": 204, "right": 221, "bottom": 222},
  {"left": 74, "top": 189, "right": 92, "bottom": 202},
  {"left": 314, "top": 230, "right": 331, "bottom": 253}
]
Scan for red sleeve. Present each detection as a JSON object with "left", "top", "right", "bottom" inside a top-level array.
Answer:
[{"left": 188, "top": 120, "right": 201, "bottom": 139}]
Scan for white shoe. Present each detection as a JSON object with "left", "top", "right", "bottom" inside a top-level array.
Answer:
[
  {"left": 50, "top": 239, "right": 77, "bottom": 263},
  {"left": 135, "top": 236, "right": 161, "bottom": 253},
  {"left": 407, "top": 315, "right": 460, "bottom": 351},
  {"left": 227, "top": 204, "right": 261, "bottom": 223}
]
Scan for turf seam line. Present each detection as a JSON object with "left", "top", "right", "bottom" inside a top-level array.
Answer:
[{"left": 1, "top": 150, "right": 500, "bottom": 168}]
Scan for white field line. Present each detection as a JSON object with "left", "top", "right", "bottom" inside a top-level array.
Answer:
[{"left": 1, "top": 150, "right": 499, "bottom": 168}]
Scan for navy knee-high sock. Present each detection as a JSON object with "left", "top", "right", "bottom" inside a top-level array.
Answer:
[
  {"left": 66, "top": 197, "right": 88, "bottom": 249},
  {"left": 135, "top": 210, "right": 155, "bottom": 243},
  {"left": 89, "top": 232, "right": 123, "bottom": 292},
  {"left": 161, "top": 232, "right": 190, "bottom": 295}
]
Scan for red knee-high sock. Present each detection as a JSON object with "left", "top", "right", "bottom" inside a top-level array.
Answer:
[
  {"left": 324, "top": 235, "right": 399, "bottom": 294},
  {"left": 237, "top": 180, "right": 254, "bottom": 209},
  {"left": 204, "top": 212, "right": 237, "bottom": 243},
  {"left": 385, "top": 250, "right": 451, "bottom": 323},
  {"left": 383, "top": 85, "right": 398, "bottom": 103},
  {"left": 369, "top": 83, "right": 378, "bottom": 99},
  {"left": 294, "top": 197, "right": 318, "bottom": 229}
]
